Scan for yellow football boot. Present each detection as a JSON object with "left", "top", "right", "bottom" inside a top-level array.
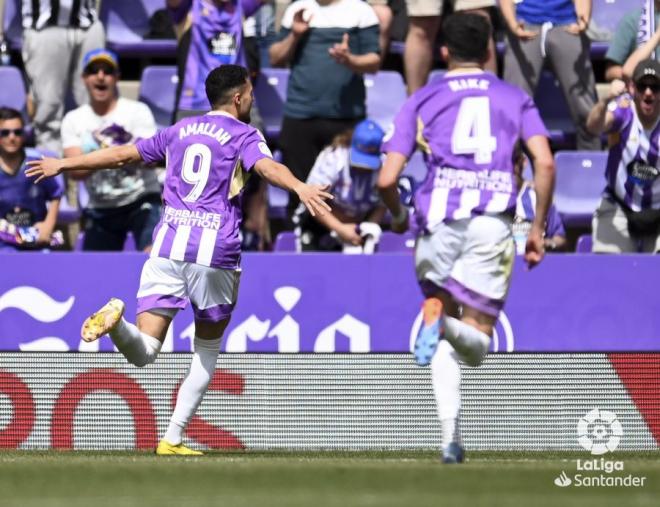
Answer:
[
  {"left": 80, "top": 298, "right": 125, "bottom": 342},
  {"left": 155, "top": 439, "right": 204, "bottom": 456}
]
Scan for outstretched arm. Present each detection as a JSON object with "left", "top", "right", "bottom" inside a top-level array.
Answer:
[
  {"left": 623, "top": 27, "right": 660, "bottom": 80},
  {"left": 25, "top": 145, "right": 143, "bottom": 183},
  {"left": 253, "top": 157, "right": 333, "bottom": 217}
]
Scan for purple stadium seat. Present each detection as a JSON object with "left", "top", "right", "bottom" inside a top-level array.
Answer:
[
  {"left": 99, "top": 0, "right": 177, "bottom": 57},
  {"left": 575, "top": 234, "right": 593, "bottom": 253},
  {"left": 254, "top": 68, "right": 289, "bottom": 142},
  {"left": 554, "top": 151, "right": 607, "bottom": 227},
  {"left": 273, "top": 231, "right": 297, "bottom": 252},
  {"left": 364, "top": 71, "right": 406, "bottom": 129},
  {"left": 534, "top": 71, "right": 576, "bottom": 148},
  {"left": 3, "top": 0, "right": 22, "bottom": 49},
  {"left": 590, "top": 0, "right": 643, "bottom": 57},
  {"left": 139, "top": 66, "right": 178, "bottom": 130},
  {"left": 0, "top": 66, "right": 26, "bottom": 111},
  {"left": 402, "top": 151, "right": 427, "bottom": 183},
  {"left": 377, "top": 231, "right": 415, "bottom": 252},
  {"left": 267, "top": 183, "right": 289, "bottom": 219}
]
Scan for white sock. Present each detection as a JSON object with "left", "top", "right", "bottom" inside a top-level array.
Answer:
[
  {"left": 109, "top": 317, "right": 162, "bottom": 367},
  {"left": 443, "top": 316, "right": 490, "bottom": 367},
  {"left": 164, "top": 336, "right": 221, "bottom": 445},
  {"left": 431, "top": 340, "right": 462, "bottom": 448}
]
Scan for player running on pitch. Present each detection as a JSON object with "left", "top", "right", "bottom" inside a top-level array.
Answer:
[
  {"left": 377, "top": 13, "right": 555, "bottom": 463},
  {"left": 27, "top": 64, "right": 333, "bottom": 455}
]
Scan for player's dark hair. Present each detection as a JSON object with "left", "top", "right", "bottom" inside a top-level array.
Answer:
[
  {"left": 205, "top": 65, "right": 250, "bottom": 108},
  {"left": 0, "top": 107, "right": 23, "bottom": 125},
  {"left": 442, "top": 13, "right": 490, "bottom": 63}
]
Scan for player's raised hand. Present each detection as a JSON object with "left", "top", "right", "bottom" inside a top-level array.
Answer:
[
  {"left": 329, "top": 33, "right": 351, "bottom": 66},
  {"left": 524, "top": 227, "right": 545, "bottom": 269},
  {"left": 294, "top": 183, "right": 334, "bottom": 217},
  {"left": 292, "top": 9, "right": 312, "bottom": 38},
  {"left": 25, "top": 158, "right": 64, "bottom": 184}
]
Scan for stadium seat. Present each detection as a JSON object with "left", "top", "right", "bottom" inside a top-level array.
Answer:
[
  {"left": 590, "top": 0, "right": 643, "bottom": 58},
  {"left": 377, "top": 231, "right": 415, "bottom": 252},
  {"left": 575, "top": 234, "right": 593, "bottom": 253},
  {"left": 2, "top": 0, "right": 22, "bottom": 50},
  {"left": 267, "top": 184, "right": 290, "bottom": 219},
  {"left": 254, "top": 68, "right": 289, "bottom": 142},
  {"left": 402, "top": 151, "right": 427, "bottom": 183},
  {"left": 139, "top": 66, "right": 178, "bottom": 130},
  {"left": 273, "top": 231, "right": 297, "bottom": 252},
  {"left": 553, "top": 151, "right": 607, "bottom": 227},
  {"left": 99, "top": 0, "right": 177, "bottom": 57},
  {"left": 364, "top": 71, "right": 407, "bottom": 129},
  {"left": 534, "top": 71, "right": 576, "bottom": 148},
  {"left": 0, "top": 66, "right": 26, "bottom": 111}
]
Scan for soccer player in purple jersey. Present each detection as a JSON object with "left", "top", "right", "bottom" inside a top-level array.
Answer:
[
  {"left": 378, "top": 13, "right": 555, "bottom": 463},
  {"left": 26, "top": 65, "right": 333, "bottom": 455}
]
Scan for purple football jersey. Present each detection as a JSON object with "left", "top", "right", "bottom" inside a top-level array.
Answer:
[
  {"left": 604, "top": 95, "right": 660, "bottom": 211},
  {"left": 172, "top": 0, "right": 261, "bottom": 111},
  {"left": 136, "top": 112, "right": 271, "bottom": 269},
  {"left": 382, "top": 71, "right": 548, "bottom": 232}
]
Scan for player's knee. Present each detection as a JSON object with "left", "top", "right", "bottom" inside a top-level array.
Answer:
[{"left": 129, "top": 351, "right": 158, "bottom": 368}]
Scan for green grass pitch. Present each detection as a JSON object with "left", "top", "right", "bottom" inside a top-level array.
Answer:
[{"left": 0, "top": 451, "right": 658, "bottom": 507}]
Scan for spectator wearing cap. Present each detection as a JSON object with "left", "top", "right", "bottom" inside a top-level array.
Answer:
[
  {"left": 20, "top": 0, "right": 105, "bottom": 154},
  {"left": 0, "top": 107, "right": 63, "bottom": 250},
  {"left": 60, "top": 49, "right": 162, "bottom": 252},
  {"left": 294, "top": 119, "right": 387, "bottom": 251},
  {"left": 587, "top": 59, "right": 660, "bottom": 253}
]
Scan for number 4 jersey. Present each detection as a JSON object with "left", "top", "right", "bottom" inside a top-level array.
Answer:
[
  {"left": 382, "top": 70, "right": 548, "bottom": 233},
  {"left": 136, "top": 112, "right": 272, "bottom": 269}
]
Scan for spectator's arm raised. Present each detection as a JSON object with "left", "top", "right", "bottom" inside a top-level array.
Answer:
[
  {"left": 586, "top": 79, "right": 626, "bottom": 135},
  {"left": 329, "top": 33, "right": 381, "bottom": 74}
]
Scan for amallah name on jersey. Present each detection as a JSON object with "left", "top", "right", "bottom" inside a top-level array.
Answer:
[
  {"left": 435, "top": 167, "right": 513, "bottom": 193},
  {"left": 179, "top": 122, "right": 232, "bottom": 145},
  {"left": 163, "top": 206, "right": 222, "bottom": 229},
  {"left": 448, "top": 78, "right": 491, "bottom": 92}
]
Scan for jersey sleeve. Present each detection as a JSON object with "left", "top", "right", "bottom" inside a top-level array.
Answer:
[
  {"left": 520, "top": 94, "right": 549, "bottom": 141},
  {"left": 607, "top": 96, "right": 633, "bottom": 133},
  {"left": 135, "top": 127, "right": 170, "bottom": 164},
  {"left": 240, "top": 129, "right": 272, "bottom": 170},
  {"left": 381, "top": 95, "right": 418, "bottom": 158}
]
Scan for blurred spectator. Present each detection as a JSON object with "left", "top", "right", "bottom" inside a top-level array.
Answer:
[
  {"left": 294, "top": 119, "right": 387, "bottom": 252},
  {"left": 500, "top": 0, "right": 600, "bottom": 150},
  {"left": 604, "top": 1, "right": 660, "bottom": 82},
  {"left": 622, "top": 1, "right": 660, "bottom": 81},
  {"left": 0, "top": 107, "right": 63, "bottom": 250},
  {"left": 586, "top": 60, "right": 660, "bottom": 253},
  {"left": 20, "top": 0, "right": 105, "bottom": 153},
  {"left": 512, "top": 147, "right": 566, "bottom": 254},
  {"left": 61, "top": 49, "right": 161, "bottom": 252},
  {"left": 168, "top": 0, "right": 265, "bottom": 116},
  {"left": 368, "top": 0, "right": 393, "bottom": 56},
  {"left": 403, "top": 2, "right": 497, "bottom": 94},
  {"left": 269, "top": 0, "right": 381, "bottom": 218}
]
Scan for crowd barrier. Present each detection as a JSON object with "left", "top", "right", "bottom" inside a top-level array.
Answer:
[{"left": 1, "top": 253, "right": 658, "bottom": 450}]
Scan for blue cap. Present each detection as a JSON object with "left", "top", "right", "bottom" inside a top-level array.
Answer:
[
  {"left": 349, "top": 119, "right": 385, "bottom": 170},
  {"left": 82, "top": 48, "right": 119, "bottom": 72}
]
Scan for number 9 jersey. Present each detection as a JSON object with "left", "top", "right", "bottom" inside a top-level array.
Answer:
[
  {"left": 135, "top": 112, "right": 272, "bottom": 269},
  {"left": 382, "top": 71, "right": 548, "bottom": 233}
]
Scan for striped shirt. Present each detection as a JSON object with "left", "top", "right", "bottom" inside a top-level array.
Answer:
[
  {"left": 605, "top": 95, "right": 660, "bottom": 211},
  {"left": 22, "top": 0, "right": 97, "bottom": 30},
  {"left": 135, "top": 112, "right": 272, "bottom": 270},
  {"left": 382, "top": 71, "right": 548, "bottom": 233}
]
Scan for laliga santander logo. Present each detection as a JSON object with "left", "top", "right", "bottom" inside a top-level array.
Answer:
[
  {"left": 409, "top": 309, "right": 514, "bottom": 352},
  {"left": 577, "top": 409, "right": 623, "bottom": 455}
]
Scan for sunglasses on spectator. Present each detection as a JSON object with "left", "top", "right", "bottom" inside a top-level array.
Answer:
[
  {"left": 0, "top": 128, "right": 24, "bottom": 138},
  {"left": 635, "top": 81, "right": 660, "bottom": 93},
  {"left": 84, "top": 64, "right": 117, "bottom": 76}
]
